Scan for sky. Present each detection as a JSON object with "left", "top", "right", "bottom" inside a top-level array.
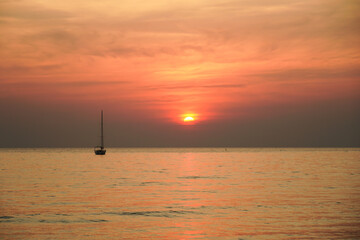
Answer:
[{"left": 0, "top": 0, "right": 359, "bottom": 147}]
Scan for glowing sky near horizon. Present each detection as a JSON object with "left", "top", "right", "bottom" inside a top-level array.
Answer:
[{"left": 0, "top": 0, "right": 359, "bottom": 147}]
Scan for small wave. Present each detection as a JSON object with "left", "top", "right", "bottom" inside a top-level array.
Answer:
[
  {"left": 178, "top": 175, "right": 225, "bottom": 179},
  {"left": 139, "top": 181, "right": 169, "bottom": 186},
  {"left": 88, "top": 219, "right": 108, "bottom": 222},
  {"left": 0, "top": 215, "right": 108, "bottom": 224},
  {"left": 0, "top": 216, "right": 24, "bottom": 223},
  {"left": 178, "top": 198, "right": 201, "bottom": 201},
  {"left": 39, "top": 219, "right": 70, "bottom": 223},
  {"left": 172, "top": 189, "right": 216, "bottom": 193},
  {"left": 55, "top": 213, "right": 71, "bottom": 216},
  {"left": 140, "top": 181, "right": 160, "bottom": 185},
  {"left": 38, "top": 218, "right": 108, "bottom": 223},
  {"left": 0, "top": 216, "right": 16, "bottom": 222},
  {"left": 104, "top": 210, "right": 198, "bottom": 218},
  {"left": 26, "top": 213, "right": 41, "bottom": 216},
  {"left": 151, "top": 170, "right": 166, "bottom": 173}
]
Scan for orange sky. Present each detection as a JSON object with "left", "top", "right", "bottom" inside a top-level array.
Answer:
[{"left": 0, "top": 0, "right": 359, "bottom": 146}]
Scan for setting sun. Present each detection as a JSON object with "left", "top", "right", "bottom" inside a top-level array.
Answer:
[
  {"left": 181, "top": 113, "right": 198, "bottom": 124},
  {"left": 184, "top": 116, "right": 194, "bottom": 122}
]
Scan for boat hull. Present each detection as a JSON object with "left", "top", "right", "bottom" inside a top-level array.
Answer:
[{"left": 94, "top": 149, "right": 106, "bottom": 155}]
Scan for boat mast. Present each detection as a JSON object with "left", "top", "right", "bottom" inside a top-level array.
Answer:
[{"left": 101, "top": 110, "right": 104, "bottom": 149}]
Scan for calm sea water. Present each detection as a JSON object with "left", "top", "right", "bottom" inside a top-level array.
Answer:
[{"left": 0, "top": 148, "right": 359, "bottom": 239}]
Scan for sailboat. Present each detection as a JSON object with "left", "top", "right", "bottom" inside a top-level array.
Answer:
[{"left": 94, "top": 110, "right": 106, "bottom": 155}]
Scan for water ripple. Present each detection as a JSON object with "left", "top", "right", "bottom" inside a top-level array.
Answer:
[{"left": 104, "top": 210, "right": 199, "bottom": 218}]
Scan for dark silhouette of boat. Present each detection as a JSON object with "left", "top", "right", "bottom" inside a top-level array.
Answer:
[{"left": 94, "top": 110, "right": 106, "bottom": 155}]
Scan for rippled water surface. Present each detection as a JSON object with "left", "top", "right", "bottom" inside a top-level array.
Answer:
[{"left": 0, "top": 148, "right": 359, "bottom": 239}]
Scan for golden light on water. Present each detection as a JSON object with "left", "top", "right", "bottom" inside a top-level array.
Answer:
[{"left": 2, "top": 149, "right": 359, "bottom": 239}]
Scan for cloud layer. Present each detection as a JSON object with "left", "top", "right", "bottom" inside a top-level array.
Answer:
[{"left": 0, "top": 0, "right": 359, "bottom": 146}]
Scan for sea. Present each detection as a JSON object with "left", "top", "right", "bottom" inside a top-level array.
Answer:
[{"left": 0, "top": 148, "right": 359, "bottom": 239}]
